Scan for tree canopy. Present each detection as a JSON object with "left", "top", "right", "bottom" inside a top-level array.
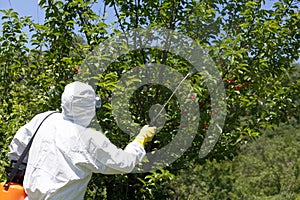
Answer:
[{"left": 0, "top": 0, "right": 299, "bottom": 199}]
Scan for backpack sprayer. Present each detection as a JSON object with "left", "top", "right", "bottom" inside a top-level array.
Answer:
[{"left": 0, "top": 112, "right": 58, "bottom": 200}]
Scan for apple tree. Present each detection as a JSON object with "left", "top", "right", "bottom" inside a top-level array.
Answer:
[{"left": 0, "top": 0, "right": 299, "bottom": 199}]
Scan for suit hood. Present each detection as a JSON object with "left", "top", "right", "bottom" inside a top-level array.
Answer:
[{"left": 61, "top": 81, "right": 96, "bottom": 127}]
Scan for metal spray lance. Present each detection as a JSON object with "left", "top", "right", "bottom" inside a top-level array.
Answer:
[{"left": 149, "top": 69, "right": 195, "bottom": 127}]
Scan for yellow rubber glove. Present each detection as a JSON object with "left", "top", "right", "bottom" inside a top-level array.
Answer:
[{"left": 134, "top": 125, "right": 157, "bottom": 147}]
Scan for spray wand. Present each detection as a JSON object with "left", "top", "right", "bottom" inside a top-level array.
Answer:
[{"left": 149, "top": 69, "right": 194, "bottom": 127}]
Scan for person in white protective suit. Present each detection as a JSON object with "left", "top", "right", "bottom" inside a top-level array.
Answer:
[{"left": 8, "top": 81, "right": 156, "bottom": 200}]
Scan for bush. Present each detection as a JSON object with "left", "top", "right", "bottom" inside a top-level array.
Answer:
[
  {"left": 233, "top": 121, "right": 300, "bottom": 199},
  {"left": 168, "top": 122, "right": 300, "bottom": 199}
]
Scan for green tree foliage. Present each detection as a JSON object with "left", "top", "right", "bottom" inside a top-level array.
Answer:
[
  {"left": 0, "top": 0, "right": 299, "bottom": 199},
  {"left": 169, "top": 121, "right": 300, "bottom": 200}
]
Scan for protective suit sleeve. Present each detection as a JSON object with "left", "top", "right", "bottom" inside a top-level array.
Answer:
[
  {"left": 79, "top": 128, "right": 146, "bottom": 174},
  {"left": 8, "top": 125, "right": 32, "bottom": 162},
  {"left": 8, "top": 111, "right": 55, "bottom": 162}
]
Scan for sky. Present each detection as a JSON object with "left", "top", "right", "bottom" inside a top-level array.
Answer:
[
  {"left": 0, "top": 0, "right": 115, "bottom": 47},
  {"left": 0, "top": 0, "right": 44, "bottom": 23},
  {"left": 0, "top": 0, "right": 276, "bottom": 26},
  {"left": 0, "top": 0, "right": 298, "bottom": 63},
  {"left": 0, "top": 0, "right": 111, "bottom": 25}
]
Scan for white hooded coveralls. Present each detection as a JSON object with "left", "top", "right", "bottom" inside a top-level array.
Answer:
[{"left": 8, "top": 82, "right": 146, "bottom": 200}]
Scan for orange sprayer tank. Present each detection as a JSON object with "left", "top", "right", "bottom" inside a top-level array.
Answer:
[{"left": 0, "top": 182, "right": 27, "bottom": 200}]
